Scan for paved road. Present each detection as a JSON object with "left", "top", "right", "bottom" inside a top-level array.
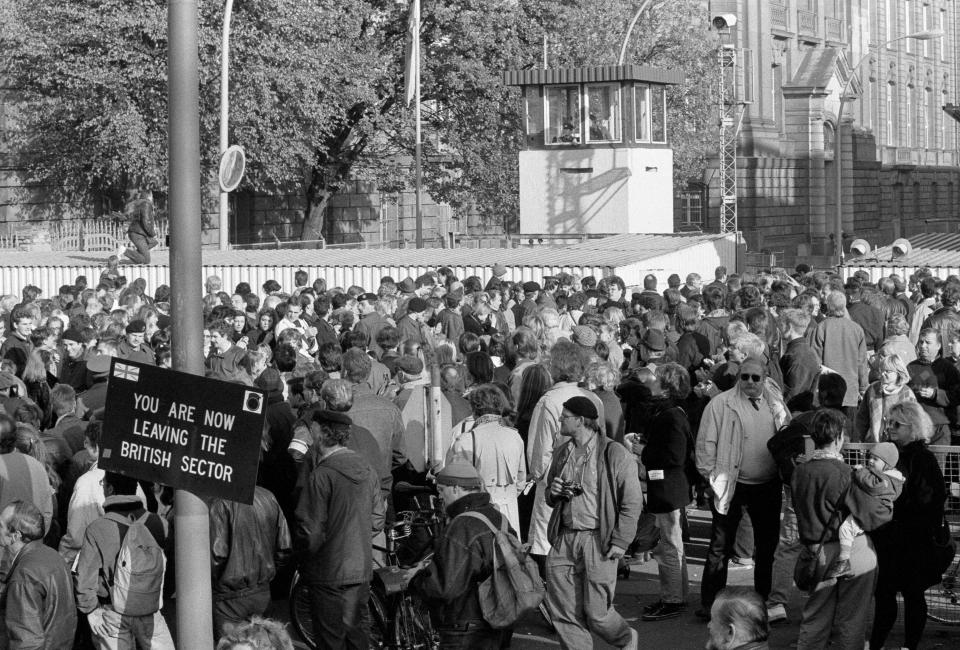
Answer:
[{"left": 266, "top": 506, "right": 960, "bottom": 649}]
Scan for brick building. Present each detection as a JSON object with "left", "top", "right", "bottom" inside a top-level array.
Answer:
[{"left": 690, "top": 0, "right": 960, "bottom": 264}]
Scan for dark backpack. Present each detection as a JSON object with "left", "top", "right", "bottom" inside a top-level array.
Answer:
[
  {"left": 767, "top": 420, "right": 813, "bottom": 484},
  {"left": 458, "top": 511, "right": 545, "bottom": 629}
]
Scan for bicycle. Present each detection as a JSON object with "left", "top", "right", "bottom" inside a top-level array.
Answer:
[{"left": 290, "top": 486, "right": 441, "bottom": 648}]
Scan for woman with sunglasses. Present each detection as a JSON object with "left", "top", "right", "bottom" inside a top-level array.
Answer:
[{"left": 869, "top": 402, "right": 946, "bottom": 650}]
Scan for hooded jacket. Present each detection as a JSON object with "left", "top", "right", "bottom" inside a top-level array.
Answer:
[{"left": 294, "top": 448, "right": 384, "bottom": 585}]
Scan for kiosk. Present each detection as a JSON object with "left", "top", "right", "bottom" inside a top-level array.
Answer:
[{"left": 504, "top": 64, "right": 683, "bottom": 235}]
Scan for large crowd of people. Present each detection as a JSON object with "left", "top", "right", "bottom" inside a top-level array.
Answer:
[{"left": 0, "top": 255, "right": 955, "bottom": 649}]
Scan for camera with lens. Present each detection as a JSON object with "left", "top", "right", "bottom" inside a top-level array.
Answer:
[{"left": 560, "top": 480, "right": 584, "bottom": 500}]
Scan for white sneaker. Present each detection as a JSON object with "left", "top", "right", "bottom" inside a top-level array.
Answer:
[{"left": 767, "top": 603, "right": 787, "bottom": 623}]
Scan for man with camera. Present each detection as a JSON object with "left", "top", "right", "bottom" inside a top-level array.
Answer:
[{"left": 543, "top": 396, "right": 642, "bottom": 650}]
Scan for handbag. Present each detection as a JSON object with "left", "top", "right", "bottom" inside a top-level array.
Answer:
[
  {"left": 924, "top": 516, "right": 957, "bottom": 589},
  {"left": 794, "top": 486, "right": 849, "bottom": 592}
]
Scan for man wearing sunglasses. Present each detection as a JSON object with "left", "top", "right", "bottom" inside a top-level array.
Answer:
[{"left": 695, "top": 357, "right": 790, "bottom": 621}]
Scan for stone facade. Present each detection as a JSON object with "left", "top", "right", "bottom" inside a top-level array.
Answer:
[{"left": 690, "top": 0, "right": 960, "bottom": 265}]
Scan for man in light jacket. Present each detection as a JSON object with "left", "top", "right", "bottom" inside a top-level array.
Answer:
[{"left": 696, "top": 357, "right": 789, "bottom": 620}]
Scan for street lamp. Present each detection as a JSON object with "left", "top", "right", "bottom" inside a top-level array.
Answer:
[
  {"left": 617, "top": 0, "right": 665, "bottom": 65},
  {"left": 833, "top": 29, "right": 943, "bottom": 266},
  {"left": 218, "top": 0, "right": 235, "bottom": 251}
]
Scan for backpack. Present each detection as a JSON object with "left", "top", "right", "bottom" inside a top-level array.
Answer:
[
  {"left": 767, "top": 420, "right": 814, "bottom": 484},
  {"left": 457, "top": 510, "right": 545, "bottom": 629},
  {"left": 104, "top": 512, "right": 165, "bottom": 616}
]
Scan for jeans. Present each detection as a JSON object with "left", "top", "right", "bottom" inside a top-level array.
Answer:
[
  {"left": 546, "top": 530, "right": 632, "bottom": 650},
  {"left": 307, "top": 581, "right": 370, "bottom": 650},
  {"left": 768, "top": 485, "right": 801, "bottom": 607},
  {"left": 213, "top": 589, "right": 271, "bottom": 639},
  {"left": 652, "top": 510, "right": 688, "bottom": 604},
  {"left": 797, "top": 537, "right": 877, "bottom": 649},
  {"left": 438, "top": 620, "right": 506, "bottom": 650},
  {"left": 90, "top": 608, "right": 175, "bottom": 650},
  {"left": 701, "top": 480, "right": 782, "bottom": 608},
  {"left": 734, "top": 512, "right": 754, "bottom": 559},
  {"left": 124, "top": 232, "right": 152, "bottom": 264}
]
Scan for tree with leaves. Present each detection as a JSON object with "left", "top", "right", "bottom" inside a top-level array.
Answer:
[{"left": 2, "top": 0, "right": 716, "bottom": 238}]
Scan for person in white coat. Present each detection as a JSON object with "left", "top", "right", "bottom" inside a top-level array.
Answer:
[{"left": 446, "top": 384, "right": 526, "bottom": 533}]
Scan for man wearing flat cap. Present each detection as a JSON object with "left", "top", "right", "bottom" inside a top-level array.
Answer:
[
  {"left": 520, "top": 281, "right": 540, "bottom": 320},
  {"left": 484, "top": 263, "right": 508, "bottom": 291},
  {"left": 354, "top": 293, "right": 389, "bottom": 358},
  {"left": 295, "top": 408, "right": 385, "bottom": 649},
  {"left": 543, "top": 396, "right": 641, "bottom": 650},
  {"left": 409, "top": 462, "right": 512, "bottom": 648},
  {"left": 117, "top": 319, "right": 155, "bottom": 365}
]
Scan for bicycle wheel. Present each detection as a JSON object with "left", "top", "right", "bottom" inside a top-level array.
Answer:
[
  {"left": 289, "top": 570, "right": 317, "bottom": 649},
  {"left": 368, "top": 585, "right": 389, "bottom": 648},
  {"left": 395, "top": 592, "right": 438, "bottom": 649}
]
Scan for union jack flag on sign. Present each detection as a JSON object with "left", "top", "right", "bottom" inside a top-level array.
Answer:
[{"left": 113, "top": 363, "right": 140, "bottom": 382}]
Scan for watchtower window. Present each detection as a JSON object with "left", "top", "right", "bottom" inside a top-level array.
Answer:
[
  {"left": 546, "top": 85, "right": 581, "bottom": 144},
  {"left": 635, "top": 84, "right": 650, "bottom": 142},
  {"left": 586, "top": 83, "right": 620, "bottom": 143},
  {"left": 651, "top": 85, "right": 667, "bottom": 143},
  {"left": 524, "top": 86, "right": 544, "bottom": 142}
]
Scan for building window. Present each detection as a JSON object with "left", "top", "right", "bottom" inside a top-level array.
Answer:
[
  {"left": 679, "top": 191, "right": 703, "bottom": 226},
  {"left": 545, "top": 85, "right": 581, "bottom": 145},
  {"left": 585, "top": 84, "right": 620, "bottom": 143},
  {"left": 906, "top": 87, "right": 913, "bottom": 146},
  {"left": 923, "top": 4, "right": 932, "bottom": 58},
  {"left": 905, "top": 0, "right": 913, "bottom": 53},
  {"left": 886, "top": 0, "right": 895, "bottom": 44},
  {"left": 634, "top": 84, "right": 649, "bottom": 142},
  {"left": 886, "top": 83, "right": 896, "bottom": 146},
  {"left": 524, "top": 87, "right": 544, "bottom": 143},
  {"left": 650, "top": 85, "right": 667, "bottom": 143},
  {"left": 941, "top": 10, "right": 947, "bottom": 62},
  {"left": 919, "top": 88, "right": 928, "bottom": 149}
]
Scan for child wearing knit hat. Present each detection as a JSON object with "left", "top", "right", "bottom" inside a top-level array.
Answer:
[{"left": 827, "top": 442, "right": 904, "bottom": 580}]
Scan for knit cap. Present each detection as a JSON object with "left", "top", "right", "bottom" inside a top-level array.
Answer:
[
  {"left": 571, "top": 325, "right": 597, "bottom": 348},
  {"left": 435, "top": 462, "right": 483, "bottom": 489},
  {"left": 870, "top": 442, "right": 899, "bottom": 469}
]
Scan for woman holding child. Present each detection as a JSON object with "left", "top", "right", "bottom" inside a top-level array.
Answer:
[{"left": 869, "top": 402, "right": 947, "bottom": 650}]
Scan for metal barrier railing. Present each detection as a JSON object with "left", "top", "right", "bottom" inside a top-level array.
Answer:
[{"left": 841, "top": 443, "right": 960, "bottom": 625}]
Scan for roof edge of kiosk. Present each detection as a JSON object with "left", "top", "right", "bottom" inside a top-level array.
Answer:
[{"left": 503, "top": 65, "right": 684, "bottom": 87}]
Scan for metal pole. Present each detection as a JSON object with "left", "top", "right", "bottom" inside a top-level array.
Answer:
[
  {"left": 414, "top": 40, "right": 423, "bottom": 249},
  {"left": 218, "top": 0, "right": 234, "bottom": 251},
  {"left": 168, "top": 0, "right": 213, "bottom": 648},
  {"left": 834, "top": 94, "right": 846, "bottom": 267}
]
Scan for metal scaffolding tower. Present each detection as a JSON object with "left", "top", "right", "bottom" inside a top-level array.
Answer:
[{"left": 718, "top": 45, "right": 748, "bottom": 234}]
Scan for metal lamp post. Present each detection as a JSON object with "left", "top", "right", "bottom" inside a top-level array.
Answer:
[
  {"left": 218, "top": 0, "right": 234, "bottom": 251},
  {"left": 833, "top": 29, "right": 943, "bottom": 266}
]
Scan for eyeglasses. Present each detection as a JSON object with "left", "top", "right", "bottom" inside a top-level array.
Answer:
[
  {"left": 739, "top": 373, "right": 762, "bottom": 383},
  {"left": 560, "top": 414, "right": 580, "bottom": 421}
]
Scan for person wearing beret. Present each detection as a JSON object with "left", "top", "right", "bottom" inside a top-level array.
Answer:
[
  {"left": 117, "top": 319, "right": 155, "bottom": 365},
  {"left": 354, "top": 293, "right": 389, "bottom": 359},
  {"left": 543, "top": 395, "right": 641, "bottom": 650}
]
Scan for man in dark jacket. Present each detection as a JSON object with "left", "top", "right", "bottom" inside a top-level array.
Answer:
[
  {"left": 410, "top": 462, "right": 512, "bottom": 648},
  {"left": 637, "top": 363, "right": 693, "bottom": 622},
  {"left": 209, "top": 486, "right": 291, "bottom": 638},
  {"left": 294, "top": 412, "right": 384, "bottom": 650},
  {"left": 544, "top": 396, "right": 641, "bottom": 650},
  {"left": 922, "top": 282, "right": 960, "bottom": 349},
  {"left": 907, "top": 328, "right": 960, "bottom": 445},
  {"left": 119, "top": 198, "right": 158, "bottom": 264},
  {"left": 778, "top": 309, "right": 821, "bottom": 409},
  {"left": 1, "top": 500, "right": 77, "bottom": 649},
  {"left": 844, "top": 278, "right": 883, "bottom": 353}
]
